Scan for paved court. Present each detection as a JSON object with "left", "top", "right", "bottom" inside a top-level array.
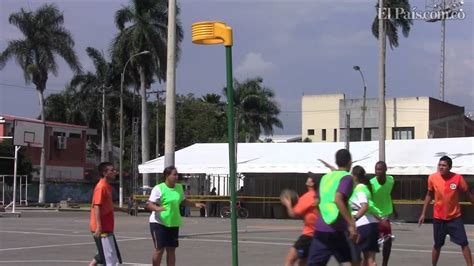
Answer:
[{"left": 0, "top": 210, "right": 473, "bottom": 265}]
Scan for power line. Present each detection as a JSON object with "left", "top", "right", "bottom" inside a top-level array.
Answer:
[{"left": 0, "top": 82, "right": 64, "bottom": 92}]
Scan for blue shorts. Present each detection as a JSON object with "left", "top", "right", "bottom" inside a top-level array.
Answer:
[
  {"left": 293, "top": 235, "right": 312, "bottom": 259},
  {"left": 150, "top": 223, "right": 179, "bottom": 249},
  {"left": 433, "top": 216, "right": 468, "bottom": 249},
  {"left": 307, "top": 231, "right": 360, "bottom": 266},
  {"left": 357, "top": 223, "right": 379, "bottom": 253}
]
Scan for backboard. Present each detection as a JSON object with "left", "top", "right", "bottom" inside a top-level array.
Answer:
[{"left": 13, "top": 120, "right": 45, "bottom": 148}]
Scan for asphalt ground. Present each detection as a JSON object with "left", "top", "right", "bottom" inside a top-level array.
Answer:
[{"left": 0, "top": 210, "right": 473, "bottom": 265}]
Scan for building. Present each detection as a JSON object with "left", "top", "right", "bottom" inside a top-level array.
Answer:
[
  {"left": 302, "top": 94, "right": 474, "bottom": 142},
  {"left": 0, "top": 114, "right": 97, "bottom": 180}
]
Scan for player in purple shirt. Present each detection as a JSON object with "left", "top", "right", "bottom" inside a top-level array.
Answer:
[{"left": 308, "top": 149, "right": 359, "bottom": 266}]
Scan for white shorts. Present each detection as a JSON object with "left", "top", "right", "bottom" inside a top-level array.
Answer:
[{"left": 93, "top": 233, "right": 122, "bottom": 265}]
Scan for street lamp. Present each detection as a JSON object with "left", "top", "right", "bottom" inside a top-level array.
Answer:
[
  {"left": 353, "top": 66, "right": 367, "bottom": 142},
  {"left": 191, "top": 21, "right": 238, "bottom": 266},
  {"left": 119, "top": 50, "right": 150, "bottom": 208}
]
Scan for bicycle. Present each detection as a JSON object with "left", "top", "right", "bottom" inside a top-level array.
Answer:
[{"left": 220, "top": 201, "right": 249, "bottom": 218}]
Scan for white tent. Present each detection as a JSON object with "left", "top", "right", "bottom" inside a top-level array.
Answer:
[{"left": 139, "top": 137, "right": 474, "bottom": 175}]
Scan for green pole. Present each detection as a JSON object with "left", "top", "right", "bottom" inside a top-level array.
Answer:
[{"left": 225, "top": 45, "right": 238, "bottom": 266}]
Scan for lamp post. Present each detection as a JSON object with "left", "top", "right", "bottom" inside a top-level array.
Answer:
[
  {"left": 353, "top": 66, "right": 367, "bottom": 142},
  {"left": 119, "top": 50, "right": 150, "bottom": 208},
  {"left": 191, "top": 21, "right": 238, "bottom": 266}
]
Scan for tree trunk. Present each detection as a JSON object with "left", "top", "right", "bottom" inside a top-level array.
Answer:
[
  {"left": 378, "top": 0, "right": 386, "bottom": 161},
  {"left": 38, "top": 90, "right": 46, "bottom": 204},
  {"left": 106, "top": 117, "right": 113, "bottom": 164},
  {"left": 139, "top": 66, "right": 150, "bottom": 188}
]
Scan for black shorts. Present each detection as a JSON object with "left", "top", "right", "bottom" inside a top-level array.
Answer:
[
  {"left": 293, "top": 235, "right": 313, "bottom": 259},
  {"left": 307, "top": 231, "right": 360, "bottom": 266},
  {"left": 357, "top": 223, "right": 379, "bottom": 253},
  {"left": 433, "top": 216, "right": 468, "bottom": 249},
  {"left": 150, "top": 223, "right": 179, "bottom": 249}
]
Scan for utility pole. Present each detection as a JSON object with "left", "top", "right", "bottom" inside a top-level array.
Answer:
[
  {"left": 345, "top": 110, "right": 351, "bottom": 151},
  {"left": 164, "top": 0, "right": 177, "bottom": 168}
]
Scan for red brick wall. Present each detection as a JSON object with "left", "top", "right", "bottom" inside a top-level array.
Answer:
[{"left": 28, "top": 127, "right": 87, "bottom": 168}]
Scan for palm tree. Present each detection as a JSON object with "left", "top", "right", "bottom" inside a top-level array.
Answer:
[
  {"left": 44, "top": 85, "right": 87, "bottom": 126},
  {"left": 71, "top": 47, "right": 116, "bottom": 162},
  {"left": 371, "top": 0, "right": 412, "bottom": 160},
  {"left": 111, "top": 0, "right": 183, "bottom": 187},
  {"left": 0, "top": 4, "right": 81, "bottom": 204},
  {"left": 225, "top": 77, "right": 283, "bottom": 142},
  {"left": 371, "top": 0, "right": 413, "bottom": 49}
]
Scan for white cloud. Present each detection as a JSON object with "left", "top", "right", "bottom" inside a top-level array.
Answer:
[{"left": 235, "top": 52, "right": 276, "bottom": 79}]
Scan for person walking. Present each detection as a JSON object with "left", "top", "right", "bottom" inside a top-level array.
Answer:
[
  {"left": 89, "top": 162, "right": 122, "bottom": 266},
  {"left": 146, "top": 166, "right": 205, "bottom": 266}
]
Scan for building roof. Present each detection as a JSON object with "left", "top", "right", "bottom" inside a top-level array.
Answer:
[
  {"left": 0, "top": 114, "right": 89, "bottom": 129},
  {"left": 259, "top": 134, "right": 302, "bottom": 143},
  {"left": 139, "top": 137, "right": 474, "bottom": 175}
]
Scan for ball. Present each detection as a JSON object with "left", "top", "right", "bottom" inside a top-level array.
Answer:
[{"left": 280, "top": 189, "right": 299, "bottom": 206}]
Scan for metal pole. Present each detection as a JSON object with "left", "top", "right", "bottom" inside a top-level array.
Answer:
[
  {"left": 119, "top": 51, "right": 149, "bottom": 208},
  {"left": 345, "top": 111, "right": 350, "bottom": 150},
  {"left": 2, "top": 176, "right": 4, "bottom": 205},
  {"left": 120, "top": 70, "right": 125, "bottom": 208},
  {"left": 25, "top": 175, "right": 28, "bottom": 206},
  {"left": 19, "top": 174, "right": 22, "bottom": 206},
  {"left": 378, "top": 0, "right": 386, "bottom": 161},
  {"left": 225, "top": 46, "right": 239, "bottom": 266},
  {"left": 164, "top": 0, "right": 177, "bottom": 168},
  {"left": 440, "top": 9, "right": 446, "bottom": 101},
  {"left": 362, "top": 85, "right": 367, "bottom": 141},
  {"left": 101, "top": 87, "right": 106, "bottom": 162},
  {"left": 12, "top": 146, "right": 20, "bottom": 213}
]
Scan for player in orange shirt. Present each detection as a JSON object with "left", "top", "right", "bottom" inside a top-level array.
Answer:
[
  {"left": 418, "top": 156, "right": 474, "bottom": 266},
  {"left": 89, "top": 162, "right": 122, "bottom": 266},
  {"left": 281, "top": 172, "right": 319, "bottom": 266}
]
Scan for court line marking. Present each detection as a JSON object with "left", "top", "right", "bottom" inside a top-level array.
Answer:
[
  {"left": 180, "top": 238, "right": 464, "bottom": 254},
  {"left": 0, "top": 260, "right": 150, "bottom": 265},
  {"left": 0, "top": 237, "right": 147, "bottom": 252},
  {"left": 0, "top": 230, "right": 138, "bottom": 239}
]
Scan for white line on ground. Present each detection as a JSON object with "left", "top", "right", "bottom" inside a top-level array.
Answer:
[
  {"left": 0, "top": 230, "right": 138, "bottom": 239},
  {"left": 391, "top": 248, "right": 462, "bottom": 254},
  {"left": 180, "top": 238, "right": 464, "bottom": 254},
  {"left": 0, "top": 260, "right": 151, "bottom": 265},
  {"left": 180, "top": 238, "right": 291, "bottom": 246},
  {"left": 0, "top": 237, "right": 147, "bottom": 252}
]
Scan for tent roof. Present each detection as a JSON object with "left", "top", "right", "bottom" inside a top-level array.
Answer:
[{"left": 139, "top": 137, "right": 474, "bottom": 175}]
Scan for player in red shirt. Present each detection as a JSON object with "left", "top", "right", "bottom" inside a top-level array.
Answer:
[
  {"left": 89, "top": 162, "right": 121, "bottom": 266},
  {"left": 281, "top": 172, "right": 319, "bottom": 266},
  {"left": 418, "top": 156, "right": 474, "bottom": 266}
]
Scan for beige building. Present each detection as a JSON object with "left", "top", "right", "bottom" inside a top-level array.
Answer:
[{"left": 302, "top": 94, "right": 474, "bottom": 142}]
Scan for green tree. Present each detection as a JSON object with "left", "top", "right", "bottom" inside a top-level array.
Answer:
[
  {"left": 225, "top": 77, "right": 283, "bottom": 142},
  {"left": 111, "top": 0, "right": 184, "bottom": 186},
  {"left": 0, "top": 4, "right": 81, "bottom": 203},
  {"left": 371, "top": 0, "right": 413, "bottom": 49},
  {"left": 0, "top": 139, "right": 34, "bottom": 177}
]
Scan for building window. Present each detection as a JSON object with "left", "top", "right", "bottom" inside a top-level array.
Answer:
[
  {"left": 53, "top": 131, "right": 66, "bottom": 137},
  {"left": 333, "top": 129, "right": 337, "bottom": 142},
  {"left": 322, "top": 129, "right": 326, "bottom": 141},
  {"left": 393, "top": 127, "right": 415, "bottom": 139},
  {"left": 307, "top": 129, "right": 315, "bottom": 136},
  {"left": 349, "top": 128, "right": 372, "bottom": 141},
  {"left": 69, "top": 133, "right": 81, "bottom": 139}
]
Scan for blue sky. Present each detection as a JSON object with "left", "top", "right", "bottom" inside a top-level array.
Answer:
[{"left": 0, "top": 0, "right": 472, "bottom": 134}]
